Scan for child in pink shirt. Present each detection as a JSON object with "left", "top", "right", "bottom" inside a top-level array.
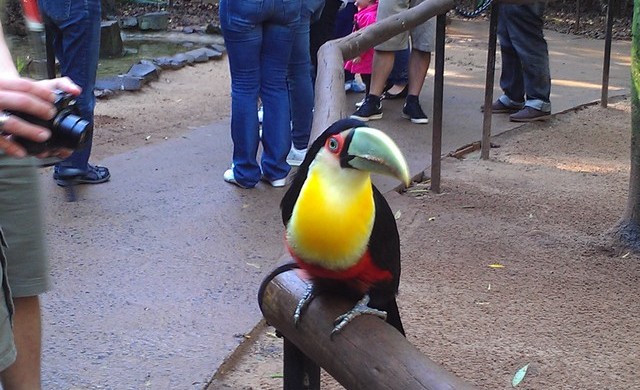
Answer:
[{"left": 344, "top": 0, "right": 378, "bottom": 99}]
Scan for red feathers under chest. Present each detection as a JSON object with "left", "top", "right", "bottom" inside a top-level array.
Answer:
[{"left": 290, "top": 248, "right": 392, "bottom": 294}]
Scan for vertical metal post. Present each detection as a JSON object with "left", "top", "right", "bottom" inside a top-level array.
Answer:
[
  {"left": 430, "top": 13, "right": 446, "bottom": 194},
  {"left": 45, "top": 24, "right": 57, "bottom": 79},
  {"left": 601, "top": 0, "right": 616, "bottom": 107},
  {"left": 283, "top": 337, "right": 320, "bottom": 390},
  {"left": 481, "top": 2, "right": 499, "bottom": 160}
]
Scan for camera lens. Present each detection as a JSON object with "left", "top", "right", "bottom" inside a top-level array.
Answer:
[
  {"left": 55, "top": 113, "right": 93, "bottom": 150},
  {"left": 8, "top": 92, "right": 92, "bottom": 155}
]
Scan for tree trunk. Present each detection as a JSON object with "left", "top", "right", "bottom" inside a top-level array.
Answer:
[{"left": 610, "top": 0, "right": 640, "bottom": 251}]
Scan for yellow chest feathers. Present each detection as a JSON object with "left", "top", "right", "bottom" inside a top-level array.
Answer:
[{"left": 286, "top": 161, "right": 375, "bottom": 270}]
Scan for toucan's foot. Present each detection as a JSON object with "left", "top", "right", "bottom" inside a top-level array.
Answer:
[
  {"left": 331, "top": 295, "right": 387, "bottom": 338},
  {"left": 293, "top": 284, "right": 315, "bottom": 327}
]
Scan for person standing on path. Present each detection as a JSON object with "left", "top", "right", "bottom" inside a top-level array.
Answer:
[
  {"left": 488, "top": 2, "right": 552, "bottom": 122},
  {"left": 39, "top": 0, "right": 112, "bottom": 186},
  {"left": 286, "top": 0, "right": 326, "bottom": 167},
  {"left": 220, "top": 0, "right": 302, "bottom": 188},
  {"left": 350, "top": 0, "right": 435, "bottom": 125}
]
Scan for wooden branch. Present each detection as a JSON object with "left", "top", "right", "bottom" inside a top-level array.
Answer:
[
  {"left": 259, "top": 269, "right": 480, "bottom": 390},
  {"left": 311, "top": 0, "right": 455, "bottom": 142}
]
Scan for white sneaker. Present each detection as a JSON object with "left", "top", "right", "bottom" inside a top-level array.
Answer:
[
  {"left": 223, "top": 167, "right": 250, "bottom": 189},
  {"left": 268, "top": 177, "right": 287, "bottom": 187},
  {"left": 261, "top": 175, "right": 287, "bottom": 187},
  {"left": 286, "top": 146, "right": 307, "bottom": 167}
]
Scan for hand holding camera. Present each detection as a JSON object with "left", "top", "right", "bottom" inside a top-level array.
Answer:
[{"left": 0, "top": 76, "right": 83, "bottom": 158}]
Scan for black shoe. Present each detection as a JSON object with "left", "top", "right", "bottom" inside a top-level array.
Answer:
[
  {"left": 402, "top": 100, "right": 429, "bottom": 124},
  {"left": 382, "top": 85, "right": 408, "bottom": 100},
  {"left": 54, "top": 164, "right": 111, "bottom": 186},
  {"left": 350, "top": 96, "right": 382, "bottom": 121}
]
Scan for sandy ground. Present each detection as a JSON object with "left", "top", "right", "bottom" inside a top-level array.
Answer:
[
  {"left": 206, "top": 97, "right": 639, "bottom": 390},
  {"left": 87, "top": 37, "right": 639, "bottom": 390},
  {"left": 92, "top": 58, "right": 231, "bottom": 161}
]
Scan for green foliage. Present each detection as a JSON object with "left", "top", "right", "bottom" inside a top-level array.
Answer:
[{"left": 14, "top": 55, "right": 26, "bottom": 74}]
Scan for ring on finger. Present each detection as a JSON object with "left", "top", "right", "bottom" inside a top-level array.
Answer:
[{"left": 0, "top": 111, "right": 10, "bottom": 130}]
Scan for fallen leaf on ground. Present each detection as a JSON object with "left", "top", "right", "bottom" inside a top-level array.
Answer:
[{"left": 512, "top": 363, "right": 530, "bottom": 387}]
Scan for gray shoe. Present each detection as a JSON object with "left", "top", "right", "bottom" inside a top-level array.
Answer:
[
  {"left": 509, "top": 107, "right": 551, "bottom": 122},
  {"left": 286, "top": 146, "right": 307, "bottom": 167},
  {"left": 481, "top": 99, "right": 523, "bottom": 113}
]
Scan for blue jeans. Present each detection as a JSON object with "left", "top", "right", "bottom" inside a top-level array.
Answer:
[
  {"left": 388, "top": 47, "right": 410, "bottom": 86},
  {"left": 497, "top": 2, "right": 551, "bottom": 112},
  {"left": 39, "top": 0, "right": 101, "bottom": 171},
  {"left": 287, "top": 0, "right": 324, "bottom": 150},
  {"left": 309, "top": 0, "right": 341, "bottom": 82},
  {"left": 220, "top": 0, "right": 301, "bottom": 187}
]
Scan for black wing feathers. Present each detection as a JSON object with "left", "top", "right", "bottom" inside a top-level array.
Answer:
[{"left": 368, "top": 184, "right": 405, "bottom": 335}]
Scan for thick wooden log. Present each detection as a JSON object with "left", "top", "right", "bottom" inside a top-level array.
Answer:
[{"left": 259, "top": 269, "right": 480, "bottom": 390}]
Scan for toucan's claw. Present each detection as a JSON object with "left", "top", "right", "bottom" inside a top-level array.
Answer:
[
  {"left": 330, "top": 294, "right": 387, "bottom": 338},
  {"left": 293, "top": 283, "right": 316, "bottom": 327}
]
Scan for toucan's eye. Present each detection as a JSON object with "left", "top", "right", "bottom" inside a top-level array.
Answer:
[{"left": 327, "top": 137, "right": 340, "bottom": 153}]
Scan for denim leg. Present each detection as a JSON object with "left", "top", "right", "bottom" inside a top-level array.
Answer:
[
  {"left": 497, "top": 12, "right": 524, "bottom": 105},
  {"left": 287, "top": 17, "right": 313, "bottom": 150},
  {"left": 40, "top": 0, "right": 101, "bottom": 171},
  {"left": 260, "top": 21, "right": 294, "bottom": 181},
  {"left": 498, "top": 3, "right": 551, "bottom": 112},
  {"left": 220, "top": 0, "right": 264, "bottom": 187},
  {"left": 334, "top": 1, "right": 357, "bottom": 39},
  {"left": 310, "top": 0, "right": 341, "bottom": 83},
  {"left": 387, "top": 47, "right": 410, "bottom": 86}
]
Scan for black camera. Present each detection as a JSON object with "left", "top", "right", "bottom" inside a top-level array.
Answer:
[{"left": 10, "top": 91, "right": 92, "bottom": 155}]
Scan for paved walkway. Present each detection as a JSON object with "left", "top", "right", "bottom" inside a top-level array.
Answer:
[{"left": 39, "top": 19, "right": 630, "bottom": 389}]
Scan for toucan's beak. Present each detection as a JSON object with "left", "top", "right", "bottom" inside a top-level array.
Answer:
[{"left": 343, "top": 127, "right": 410, "bottom": 187}]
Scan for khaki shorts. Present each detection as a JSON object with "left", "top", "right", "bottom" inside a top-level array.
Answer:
[
  {"left": 0, "top": 231, "right": 16, "bottom": 372},
  {"left": 0, "top": 155, "right": 50, "bottom": 298},
  {"left": 375, "top": 0, "right": 436, "bottom": 52}
]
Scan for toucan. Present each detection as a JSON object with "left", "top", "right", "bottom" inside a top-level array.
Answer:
[{"left": 280, "top": 118, "right": 410, "bottom": 337}]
